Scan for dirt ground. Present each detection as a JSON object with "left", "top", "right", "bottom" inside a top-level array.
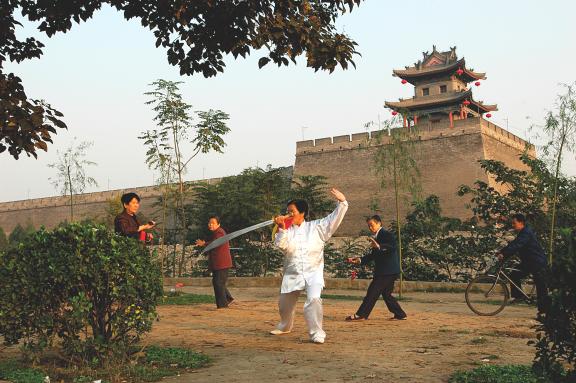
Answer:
[{"left": 149, "top": 286, "right": 537, "bottom": 383}]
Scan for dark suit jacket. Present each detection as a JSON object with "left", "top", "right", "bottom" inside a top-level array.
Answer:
[
  {"left": 501, "top": 226, "right": 547, "bottom": 269},
  {"left": 114, "top": 211, "right": 140, "bottom": 239},
  {"left": 361, "top": 228, "right": 400, "bottom": 276},
  {"left": 206, "top": 227, "right": 233, "bottom": 271}
]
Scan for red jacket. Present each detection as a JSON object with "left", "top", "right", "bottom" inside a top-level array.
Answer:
[{"left": 207, "top": 227, "right": 233, "bottom": 271}]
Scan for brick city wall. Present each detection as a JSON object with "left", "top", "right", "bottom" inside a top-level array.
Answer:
[
  {"left": 0, "top": 179, "right": 220, "bottom": 236},
  {"left": 293, "top": 118, "right": 534, "bottom": 236},
  {"left": 0, "top": 119, "right": 532, "bottom": 237}
]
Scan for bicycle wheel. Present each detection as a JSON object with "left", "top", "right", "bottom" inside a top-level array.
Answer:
[{"left": 465, "top": 275, "right": 509, "bottom": 316}]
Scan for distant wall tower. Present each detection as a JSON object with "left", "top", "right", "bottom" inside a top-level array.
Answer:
[
  {"left": 385, "top": 45, "right": 497, "bottom": 128},
  {"left": 293, "top": 47, "right": 535, "bottom": 236}
]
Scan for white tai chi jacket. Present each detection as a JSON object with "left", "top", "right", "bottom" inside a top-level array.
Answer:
[{"left": 274, "top": 201, "right": 349, "bottom": 294}]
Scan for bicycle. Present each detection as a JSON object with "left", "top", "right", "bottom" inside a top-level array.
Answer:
[{"left": 465, "top": 261, "right": 536, "bottom": 316}]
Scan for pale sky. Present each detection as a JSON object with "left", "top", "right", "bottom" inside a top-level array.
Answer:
[{"left": 2, "top": 0, "right": 576, "bottom": 202}]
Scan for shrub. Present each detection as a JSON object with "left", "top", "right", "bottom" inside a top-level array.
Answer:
[
  {"left": 0, "top": 222, "right": 163, "bottom": 365},
  {"left": 533, "top": 230, "right": 575, "bottom": 382},
  {"left": 231, "top": 238, "right": 284, "bottom": 277},
  {"left": 324, "top": 238, "right": 371, "bottom": 279},
  {"left": 448, "top": 364, "right": 538, "bottom": 383}
]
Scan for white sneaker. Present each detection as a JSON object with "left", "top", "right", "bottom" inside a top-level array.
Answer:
[
  {"left": 311, "top": 336, "right": 325, "bottom": 344},
  {"left": 270, "top": 329, "right": 291, "bottom": 335}
]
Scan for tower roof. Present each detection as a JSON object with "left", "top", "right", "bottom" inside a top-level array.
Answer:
[
  {"left": 385, "top": 89, "right": 498, "bottom": 115},
  {"left": 393, "top": 46, "right": 486, "bottom": 84}
]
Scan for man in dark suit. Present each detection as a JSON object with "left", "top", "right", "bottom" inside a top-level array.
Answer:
[
  {"left": 345, "top": 215, "right": 407, "bottom": 321},
  {"left": 498, "top": 213, "right": 549, "bottom": 313},
  {"left": 195, "top": 216, "right": 234, "bottom": 309}
]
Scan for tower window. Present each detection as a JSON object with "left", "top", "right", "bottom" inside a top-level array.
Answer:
[
  {"left": 422, "top": 88, "right": 430, "bottom": 96},
  {"left": 440, "top": 85, "right": 447, "bottom": 93}
]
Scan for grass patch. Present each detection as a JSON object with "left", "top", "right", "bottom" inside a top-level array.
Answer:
[
  {"left": 0, "top": 361, "right": 45, "bottom": 383},
  {"left": 159, "top": 292, "right": 215, "bottom": 305},
  {"left": 448, "top": 364, "right": 538, "bottom": 383},
  {"left": 437, "top": 328, "right": 471, "bottom": 334},
  {"left": 145, "top": 346, "right": 210, "bottom": 369},
  {"left": 322, "top": 294, "right": 363, "bottom": 301},
  {"left": 0, "top": 346, "right": 210, "bottom": 383},
  {"left": 322, "top": 294, "right": 412, "bottom": 302},
  {"left": 470, "top": 336, "right": 488, "bottom": 345},
  {"left": 413, "top": 286, "right": 467, "bottom": 293}
]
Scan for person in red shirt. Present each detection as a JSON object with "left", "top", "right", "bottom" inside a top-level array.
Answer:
[
  {"left": 195, "top": 216, "right": 234, "bottom": 308},
  {"left": 114, "top": 192, "right": 155, "bottom": 241}
]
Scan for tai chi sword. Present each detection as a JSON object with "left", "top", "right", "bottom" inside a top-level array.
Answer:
[{"left": 201, "top": 219, "right": 274, "bottom": 254}]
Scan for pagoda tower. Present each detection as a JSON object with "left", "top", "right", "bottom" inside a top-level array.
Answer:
[{"left": 385, "top": 46, "right": 497, "bottom": 128}]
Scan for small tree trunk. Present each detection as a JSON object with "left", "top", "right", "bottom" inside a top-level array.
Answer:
[
  {"left": 548, "top": 133, "right": 566, "bottom": 265},
  {"left": 393, "top": 154, "right": 403, "bottom": 298},
  {"left": 67, "top": 164, "right": 74, "bottom": 222}
]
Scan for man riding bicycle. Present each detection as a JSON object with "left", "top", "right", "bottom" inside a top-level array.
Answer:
[{"left": 497, "top": 213, "right": 549, "bottom": 313}]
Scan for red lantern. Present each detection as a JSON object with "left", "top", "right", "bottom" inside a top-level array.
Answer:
[
  {"left": 401, "top": 79, "right": 407, "bottom": 84},
  {"left": 456, "top": 68, "right": 464, "bottom": 76},
  {"left": 463, "top": 100, "right": 471, "bottom": 106},
  {"left": 392, "top": 111, "right": 398, "bottom": 116},
  {"left": 475, "top": 81, "right": 481, "bottom": 86},
  {"left": 486, "top": 113, "right": 492, "bottom": 118}
]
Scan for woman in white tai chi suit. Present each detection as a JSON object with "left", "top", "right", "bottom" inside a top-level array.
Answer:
[{"left": 270, "top": 188, "right": 348, "bottom": 344}]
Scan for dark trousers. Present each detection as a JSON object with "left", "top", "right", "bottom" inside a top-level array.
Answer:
[
  {"left": 356, "top": 274, "right": 406, "bottom": 319},
  {"left": 509, "top": 265, "right": 549, "bottom": 313},
  {"left": 212, "top": 268, "right": 234, "bottom": 308}
]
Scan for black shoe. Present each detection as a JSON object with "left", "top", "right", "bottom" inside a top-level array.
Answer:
[{"left": 390, "top": 315, "right": 407, "bottom": 320}]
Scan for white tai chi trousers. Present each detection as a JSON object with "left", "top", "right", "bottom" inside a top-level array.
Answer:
[{"left": 276, "top": 282, "right": 324, "bottom": 342}]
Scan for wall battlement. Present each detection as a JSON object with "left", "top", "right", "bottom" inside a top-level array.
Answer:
[
  {"left": 296, "top": 118, "right": 533, "bottom": 156},
  {"left": 0, "top": 177, "right": 223, "bottom": 214}
]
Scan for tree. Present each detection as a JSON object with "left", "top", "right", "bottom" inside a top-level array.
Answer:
[
  {"left": 7, "top": 222, "right": 35, "bottom": 245},
  {"left": 0, "top": 227, "right": 8, "bottom": 251},
  {"left": 533, "top": 229, "right": 576, "bottom": 382},
  {"left": 539, "top": 83, "right": 576, "bottom": 264},
  {"left": 2, "top": 0, "right": 363, "bottom": 159},
  {"left": 187, "top": 166, "right": 334, "bottom": 277},
  {"left": 140, "top": 79, "right": 230, "bottom": 277},
  {"left": 48, "top": 139, "right": 97, "bottom": 222},
  {"left": 189, "top": 166, "right": 292, "bottom": 241},
  {"left": 373, "top": 118, "right": 422, "bottom": 296},
  {"left": 291, "top": 175, "right": 334, "bottom": 219}
]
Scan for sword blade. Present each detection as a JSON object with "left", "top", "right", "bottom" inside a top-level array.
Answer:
[{"left": 201, "top": 219, "right": 275, "bottom": 254}]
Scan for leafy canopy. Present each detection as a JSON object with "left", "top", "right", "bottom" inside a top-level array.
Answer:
[{"left": 1, "top": 0, "right": 363, "bottom": 159}]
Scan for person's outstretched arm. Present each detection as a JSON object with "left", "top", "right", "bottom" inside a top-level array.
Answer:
[{"left": 316, "top": 188, "right": 349, "bottom": 242}]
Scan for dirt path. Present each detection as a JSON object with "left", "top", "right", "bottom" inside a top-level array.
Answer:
[{"left": 148, "top": 287, "right": 537, "bottom": 383}]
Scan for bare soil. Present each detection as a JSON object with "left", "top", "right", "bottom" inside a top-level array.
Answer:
[{"left": 150, "top": 286, "right": 537, "bottom": 383}]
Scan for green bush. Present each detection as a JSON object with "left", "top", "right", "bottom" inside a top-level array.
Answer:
[
  {"left": 0, "top": 222, "right": 163, "bottom": 365},
  {"left": 448, "top": 364, "right": 538, "bottom": 383},
  {"left": 533, "top": 230, "right": 575, "bottom": 382}
]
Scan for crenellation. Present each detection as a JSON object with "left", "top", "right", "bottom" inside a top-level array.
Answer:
[
  {"left": 333, "top": 134, "right": 351, "bottom": 144},
  {"left": 351, "top": 132, "right": 369, "bottom": 141},
  {"left": 296, "top": 140, "right": 315, "bottom": 150},
  {"left": 314, "top": 137, "right": 333, "bottom": 146}
]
